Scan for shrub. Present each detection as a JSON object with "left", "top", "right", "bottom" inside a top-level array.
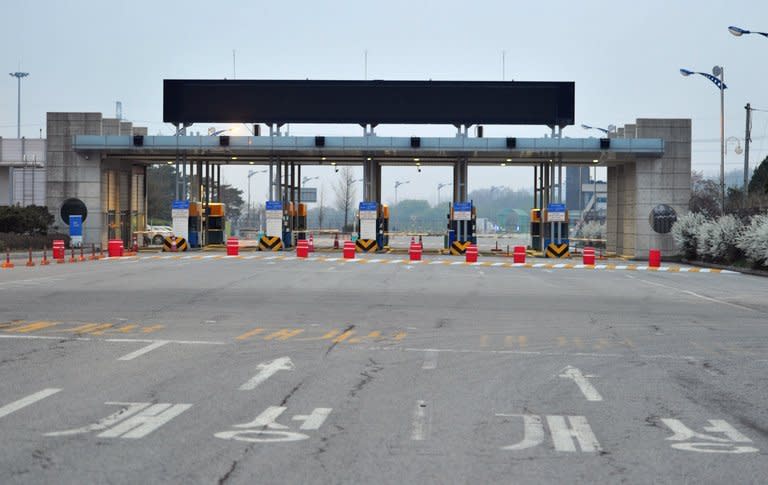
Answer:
[
  {"left": 578, "top": 221, "right": 606, "bottom": 241},
  {"left": 0, "top": 206, "right": 54, "bottom": 234},
  {"left": 737, "top": 213, "right": 768, "bottom": 268},
  {"left": 0, "top": 233, "right": 71, "bottom": 252},
  {"left": 671, "top": 212, "right": 708, "bottom": 259},
  {"left": 697, "top": 215, "right": 743, "bottom": 263}
]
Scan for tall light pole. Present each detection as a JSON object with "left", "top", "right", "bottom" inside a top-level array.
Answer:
[
  {"left": 9, "top": 72, "right": 29, "bottom": 138},
  {"left": 437, "top": 182, "right": 452, "bottom": 205},
  {"left": 680, "top": 66, "right": 727, "bottom": 211},
  {"left": 728, "top": 26, "right": 767, "bottom": 205},
  {"left": 394, "top": 180, "right": 410, "bottom": 205},
  {"left": 247, "top": 169, "right": 267, "bottom": 227}
]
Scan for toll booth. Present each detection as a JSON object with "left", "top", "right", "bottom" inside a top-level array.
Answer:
[
  {"left": 530, "top": 208, "right": 541, "bottom": 251},
  {"left": 283, "top": 202, "right": 294, "bottom": 249},
  {"left": 356, "top": 201, "right": 380, "bottom": 252},
  {"left": 295, "top": 203, "right": 307, "bottom": 241},
  {"left": 207, "top": 203, "right": 225, "bottom": 245},
  {"left": 447, "top": 201, "right": 476, "bottom": 255},
  {"left": 187, "top": 202, "right": 202, "bottom": 248},
  {"left": 379, "top": 204, "right": 389, "bottom": 250},
  {"left": 543, "top": 203, "right": 570, "bottom": 258},
  {"left": 260, "top": 200, "right": 284, "bottom": 251}
]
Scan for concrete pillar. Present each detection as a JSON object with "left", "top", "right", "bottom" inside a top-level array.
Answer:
[
  {"left": 46, "top": 112, "right": 104, "bottom": 246},
  {"left": 452, "top": 159, "right": 468, "bottom": 202}
]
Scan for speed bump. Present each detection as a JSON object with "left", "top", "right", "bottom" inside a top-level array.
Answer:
[
  {"left": 162, "top": 236, "right": 188, "bottom": 252},
  {"left": 259, "top": 235, "right": 283, "bottom": 251},
  {"left": 450, "top": 240, "right": 470, "bottom": 255},
  {"left": 545, "top": 242, "right": 570, "bottom": 259},
  {"left": 355, "top": 239, "right": 378, "bottom": 252}
]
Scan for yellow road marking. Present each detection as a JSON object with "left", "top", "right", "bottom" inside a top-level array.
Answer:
[
  {"left": 141, "top": 325, "right": 164, "bottom": 333},
  {"left": 393, "top": 331, "right": 407, "bottom": 341},
  {"left": 331, "top": 329, "right": 355, "bottom": 343},
  {"left": 479, "top": 335, "right": 489, "bottom": 347},
  {"left": 235, "top": 328, "right": 265, "bottom": 340},
  {"left": 593, "top": 338, "right": 610, "bottom": 350},
  {"left": 114, "top": 324, "right": 138, "bottom": 333},
  {"left": 504, "top": 336, "right": 516, "bottom": 348},
  {"left": 5, "top": 321, "right": 57, "bottom": 333},
  {"left": 348, "top": 330, "right": 383, "bottom": 343},
  {"left": 518, "top": 335, "right": 528, "bottom": 348},
  {"left": 263, "top": 329, "right": 304, "bottom": 341},
  {"left": 557, "top": 336, "right": 568, "bottom": 347}
]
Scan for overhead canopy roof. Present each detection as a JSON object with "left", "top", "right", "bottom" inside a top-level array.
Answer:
[
  {"left": 163, "top": 79, "right": 575, "bottom": 128},
  {"left": 73, "top": 135, "right": 663, "bottom": 166}
]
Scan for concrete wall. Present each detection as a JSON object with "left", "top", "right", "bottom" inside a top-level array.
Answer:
[{"left": 607, "top": 118, "right": 691, "bottom": 259}]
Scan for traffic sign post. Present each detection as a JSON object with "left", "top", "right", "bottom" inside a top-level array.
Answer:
[{"left": 69, "top": 215, "right": 83, "bottom": 248}]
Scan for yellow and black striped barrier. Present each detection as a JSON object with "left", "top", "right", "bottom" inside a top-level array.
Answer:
[
  {"left": 259, "top": 235, "right": 283, "bottom": 251},
  {"left": 355, "top": 239, "right": 378, "bottom": 252},
  {"left": 162, "top": 236, "right": 188, "bottom": 252},
  {"left": 450, "top": 240, "right": 471, "bottom": 255},
  {"left": 545, "top": 242, "right": 570, "bottom": 259}
]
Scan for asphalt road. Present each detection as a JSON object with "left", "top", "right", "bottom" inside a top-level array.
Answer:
[{"left": 1, "top": 252, "right": 767, "bottom": 484}]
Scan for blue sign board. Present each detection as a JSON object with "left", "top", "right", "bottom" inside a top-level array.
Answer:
[
  {"left": 172, "top": 200, "right": 190, "bottom": 210},
  {"left": 547, "top": 203, "right": 566, "bottom": 213},
  {"left": 69, "top": 215, "right": 83, "bottom": 237},
  {"left": 266, "top": 201, "right": 283, "bottom": 211},
  {"left": 359, "top": 201, "right": 378, "bottom": 211},
  {"left": 453, "top": 202, "right": 472, "bottom": 212}
]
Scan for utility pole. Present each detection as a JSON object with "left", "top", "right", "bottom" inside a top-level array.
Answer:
[
  {"left": 744, "top": 103, "right": 752, "bottom": 206},
  {"left": 9, "top": 72, "right": 29, "bottom": 138}
]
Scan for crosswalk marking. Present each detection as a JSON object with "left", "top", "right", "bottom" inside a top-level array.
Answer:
[{"left": 0, "top": 388, "right": 61, "bottom": 419}]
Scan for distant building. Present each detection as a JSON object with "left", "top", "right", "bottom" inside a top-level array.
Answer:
[{"left": 0, "top": 138, "right": 46, "bottom": 206}]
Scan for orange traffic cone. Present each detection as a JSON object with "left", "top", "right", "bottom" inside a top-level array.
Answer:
[
  {"left": 1, "top": 250, "right": 13, "bottom": 269},
  {"left": 26, "top": 247, "right": 35, "bottom": 267},
  {"left": 69, "top": 246, "right": 77, "bottom": 263},
  {"left": 40, "top": 246, "right": 50, "bottom": 265},
  {"left": 78, "top": 246, "right": 86, "bottom": 262}
]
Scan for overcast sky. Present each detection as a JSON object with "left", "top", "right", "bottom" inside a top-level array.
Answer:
[{"left": 2, "top": 0, "right": 767, "bottom": 206}]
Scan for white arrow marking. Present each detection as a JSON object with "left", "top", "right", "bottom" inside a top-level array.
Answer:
[
  {"left": 559, "top": 365, "right": 603, "bottom": 401},
  {"left": 239, "top": 357, "right": 295, "bottom": 390}
]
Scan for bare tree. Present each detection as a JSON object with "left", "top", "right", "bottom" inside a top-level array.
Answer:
[
  {"left": 317, "top": 184, "right": 325, "bottom": 229},
  {"left": 334, "top": 167, "right": 357, "bottom": 231}
]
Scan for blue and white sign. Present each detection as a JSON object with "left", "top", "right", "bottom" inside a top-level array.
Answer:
[
  {"left": 359, "top": 202, "right": 378, "bottom": 239},
  {"left": 453, "top": 202, "right": 472, "bottom": 221},
  {"left": 359, "top": 201, "right": 378, "bottom": 212},
  {"left": 547, "top": 203, "right": 566, "bottom": 222},
  {"left": 171, "top": 200, "right": 190, "bottom": 241},
  {"left": 265, "top": 200, "right": 284, "bottom": 238},
  {"left": 69, "top": 215, "right": 83, "bottom": 247}
]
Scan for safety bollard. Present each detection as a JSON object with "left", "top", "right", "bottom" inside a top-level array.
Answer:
[
  {"left": 333, "top": 233, "right": 339, "bottom": 249},
  {"left": 26, "top": 247, "right": 35, "bottom": 267},
  {"left": 69, "top": 246, "right": 78, "bottom": 263},
  {"left": 40, "top": 245, "right": 50, "bottom": 266},
  {"left": 409, "top": 241, "right": 422, "bottom": 261},
  {"left": 1, "top": 249, "right": 14, "bottom": 269},
  {"left": 296, "top": 239, "right": 309, "bottom": 258},
  {"left": 79, "top": 246, "right": 86, "bottom": 262},
  {"left": 465, "top": 243, "right": 478, "bottom": 263},
  {"left": 308, "top": 234, "right": 315, "bottom": 253},
  {"left": 583, "top": 247, "right": 595, "bottom": 266},
  {"left": 343, "top": 240, "right": 356, "bottom": 259},
  {"left": 513, "top": 245, "right": 526, "bottom": 264},
  {"left": 649, "top": 248, "right": 661, "bottom": 268},
  {"left": 418, "top": 235, "right": 423, "bottom": 250},
  {"left": 226, "top": 237, "right": 239, "bottom": 256},
  {"left": 89, "top": 243, "right": 98, "bottom": 261}
]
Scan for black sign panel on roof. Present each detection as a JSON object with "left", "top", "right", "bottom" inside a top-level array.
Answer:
[{"left": 163, "top": 79, "right": 575, "bottom": 127}]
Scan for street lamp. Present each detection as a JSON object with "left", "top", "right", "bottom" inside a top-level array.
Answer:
[
  {"left": 580, "top": 124, "right": 616, "bottom": 135},
  {"left": 680, "top": 66, "right": 727, "bottom": 211},
  {"left": 247, "top": 169, "right": 267, "bottom": 227},
  {"left": 437, "top": 182, "right": 452, "bottom": 205},
  {"left": 394, "top": 180, "right": 410, "bottom": 205},
  {"left": 9, "top": 72, "right": 29, "bottom": 138},
  {"left": 728, "top": 25, "right": 768, "bottom": 38}
]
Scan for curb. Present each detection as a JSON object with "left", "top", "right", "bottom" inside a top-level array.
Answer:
[{"left": 682, "top": 259, "right": 768, "bottom": 278}]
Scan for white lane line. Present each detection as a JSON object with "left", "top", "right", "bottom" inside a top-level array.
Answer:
[
  {"left": 239, "top": 357, "right": 295, "bottom": 391},
  {"left": 389, "top": 259, "right": 405, "bottom": 264},
  {"left": 117, "top": 340, "right": 170, "bottom": 361},
  {"left": 411, "top": 400, "right": 428, "bottom": 440},
  {"left": 104, "top": 338, "right": 225, "bottom": 345},
  {"left": 559, "top": 366, "right": 603, "bottom": 401},
  {"left": 244, "top": 255, "right": 258, "bottom": 259},
  {"left": 627, "top": 275, "right": 758, "bottom": 313},
  {"left": 0, "top": 388, "right": 62, "bottom": 419},
  {"left": 0, "top": 334, "right": 92, "bottom": 341},
  {"left": 532, "top": 263, "right": 546, "bottom": 268},
  {"left": 450, "top": 261, "right": 464, "bottom": 265},
  {"left": 422, "top": 350, "right": 438, "bottom": 370},
  {"left": 368, "top": 259, "right": 384, "bottom": 263},
  {"left": 492, "top": 262, "right": 505, "bottom": 267},
  {"left": 429, "top": 260, "right": 444, "bottom": 265}
]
